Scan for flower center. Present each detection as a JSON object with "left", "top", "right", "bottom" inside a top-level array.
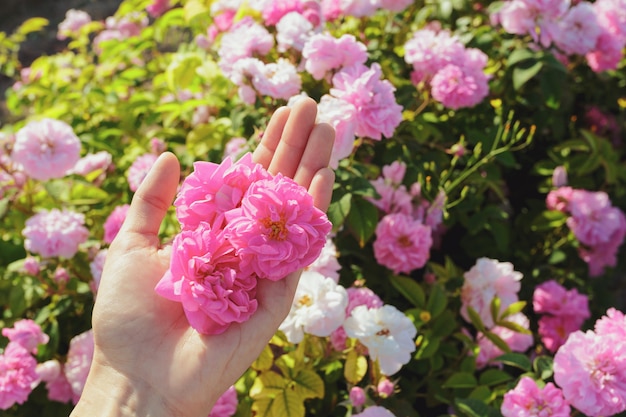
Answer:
[
  {"left": 298, "top": 295, "right": 313, "bottom": 307},
  {"left": 376, "top": 328, "right": 390, "bottom": 336},
  {"left": 262, "top": 217, "right": 288, "bottom": 241},
  {"left": 398, "top": 235, "right": 412, "bottom": 247}
]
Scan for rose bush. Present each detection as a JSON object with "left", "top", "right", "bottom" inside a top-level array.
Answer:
[{"left": 0, "top": 0, "right": 625, "bottom": 416}]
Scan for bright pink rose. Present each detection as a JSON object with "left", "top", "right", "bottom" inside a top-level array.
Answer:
[
  {"left": 262, "top": 0, "right": 304, "bottom": 25},
  {"left": 0, "top": 342, "right": 39, "bottom": 410},
  {"left": 554, "top": 330, "right": 626, "bottom": 416},
  {"left": 373, "top": 213, "right": 432, "bottom": 274},
  {"left": 208, "top": 385, "right": 238, "bottom": 417},
  {"left": 12, "top": 118, "right": 82, "bottom": 181},
  {"left": 331, "top": 63, "right": 403, "bottom": 140},
  {"left": 23, "top": 208, "right": 89, "bottom": 258},
  {"left": 533, "top": 280, "right": 590, "bottom": 318},
  {"left": 538, "top": 315, "right": 582, "bottom": 353},
  {"left": 64, "top": 329, "right": 94, "bottom": 404},
  {"left": 595, "top": 308, "right": 626, "bottom": 338},
  {"left": 155, "top": 223, "right": 258, "bottom": 335},
  {"left": 146, "top": 0, "right": 171, "bottom": 17},
  {"left": 2, "top": 319, "right": 49, "bottom": 354},
  {"left": 501, "top": 376, "right": 570, "bottom": 417},
  {"left": 350, "top": 386, "right": 366, "bottom": 407},
  {"left": 225, "top": 174, "right": 332, "bottom": 280},
  {"left": 128, "top": 153, "right": 158, "bottom": 192},
  {"left": 103, "top": 204, "right": 130, "bottom": 244},
  {"left": 430, "top": 63, "right": 489, "bottom": 109}
]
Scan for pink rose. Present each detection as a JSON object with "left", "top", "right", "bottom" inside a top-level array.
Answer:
[
  {"left": 373, "top": 213, "right": 432, "bottom": 274},
  {"left": 2, "top": 319, "right": 48, "bottom": 354},
  {"left": 0, "top": 342, "right": 39, "bottom": 410}
]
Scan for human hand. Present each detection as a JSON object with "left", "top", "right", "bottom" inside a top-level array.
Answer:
[{"left": 70, "top": 97, "right": 335, "bottom": 417}]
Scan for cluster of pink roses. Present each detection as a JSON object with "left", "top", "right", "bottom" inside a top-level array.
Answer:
[
  {"left": 367, "top": 161, "right": 445, "bottom": 274},
  {"left": 547, "top": 186, "right": 626, "bottom": 276},
  {"left": 403, "top": 24, "right": 490, "bottom": 110},
  {"left": 492, "top": 0, "right": 626, "bottom": 72},
  {"left": 154, "top": 153, "right": 331, "bottom": 334}
]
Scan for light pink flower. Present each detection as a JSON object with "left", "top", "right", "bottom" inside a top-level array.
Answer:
[
  {"left": 22, "top": 256, "right": 40, "bottom": 275},
  {"left": 12, "top": 118, "right": 82, "bottom": 181},
  {"left": 0, "top": 342, "right": 39, "bottom": 410},
  {"left": 430, "top": 63, "right": 489, "bottom": 109},
  {"left": 330, "top": 63, "right": 403, "bottom": 140},
  {"left": 344, "top": 305, "right": 417, "bottom": 375},
  {"left": 306, "top": 236, "right": 342, "bottom": 282},
  {"left": 23, "top": 208, "right": 89, "bottom": 258},
  {"left": 155, "top": 223, "right": 258, "bottom": 335},
  {"left": 2, "top": 319, "right": 49, "bottom": 354},
  {"left": 208, "top": 385, "right": 238, "bottom": 417},
  {"left": 223, "top": 137, "right": 248, "bottom": 160},
  {"left": 316, "top": 95, "right": 357, "bottom": 168},
  {"left": 533, "top": 280, "right": 589, "bottom": 318},
  {"left": 302, "top": 33, "right": 368, "bottom": 80},
  {"left": 262, "top": 0, "right": 304, "bottom": 25},
  {"left": 373, "top": 213, "right": 432, "bottom": 274},
  {"left": 352, "top": 405, "right": 396, "bottom": 417},
  {"left": 71, "top": 151, "right": 113, "bottom": 177},
  {"left": 276, "top": 11, "right": 314, "bottom": 52},
  {"left": 146, "top": 0, "right": 171, "bottom": 17},
  {"left": 566, "top": 189, "right": 623, "bottom": 246},
  {"left": 57, "top": 9, "right": 92, "bottom": 40},
  {"left": 53, "top": 267, "right": 69, "bottom": 284},
  {"left": 128, "top": 153, "right": 158, "bottom": 192},
  {"left": 546, "top": 186, "right": 573, "bottom": 212},
  {"left": 225, "top": 174, "right": 332, "bottom": 280},
  {"left": 218, "top": 17, "right": 274, "bottom": 76},
  {"left": 103, "top": 204, "right": 130, "bottom": 244},
  {"left": 538, "top": 315, "right": 582, "bottom": 353},
  {"left": 249, "top": 58, "right": 302, "bottom": 101},
  {"left": 403, "top": 29, "right": 466, "bottom": 83},
  {"left": 37, "top": 360, "right": 73, "bottom": 403},
  {"left": 279, "top": 271, "right": 348, "bottom": 343},
  {"left": 595, "top": 308, "right": 626, "bottom": 339},
  {"left": 501, "top": 376, "right": 570, "bottom": 417},
  {"left": 475, "top": 313, "right": 533, "bottom": 368},
  {"left": 64, "top": 329, "right": 94, "bottom": 404},
  {"left": 350, "top": 386, "right": 366, "bottom": 407},
  {"left": 340, "top": 0, "right": 378, "bottom": 17},
  {"left": 377, "top": 378, "right": 395, "bottom": 398},
  {"left": 460, "top": 257, "right": 523, "bottom": 328},
  {"left": 554, "top": 330, "right": 626, "bottom": 416},
  {"left": 346, "top": 287, "right": 384, "bottom": 315},
  {"left": 368, "top": 176, "right": 413, "bottom": 215},
  {"left": 554, "top": 2, "right": 602, "bottom": 55}
]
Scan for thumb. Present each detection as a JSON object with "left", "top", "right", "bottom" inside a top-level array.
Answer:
[{"left": 117, "top": 152, "right": 181, "bottom": 246}]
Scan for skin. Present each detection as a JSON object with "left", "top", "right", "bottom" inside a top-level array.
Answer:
[{"left": 70, "top": 97, "right": 335, "bottom": 417}]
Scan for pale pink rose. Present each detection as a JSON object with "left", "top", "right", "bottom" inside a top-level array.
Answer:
[
  {"left": 373, "top": 213, "right": 432, "bottom": 274},
  {"left": 316, "top": 95, "right": 357, "bottom": 168},
  {"left": 0, "top": 342, "right": 39, "bottom": 410},
  {"left": 306, "top": 236, "right": 342, "bottom": 282},
  {"left": 103, "top": 204, "right": 130, "bottom": 244},
  {"left": 460, "top": 257, "right": 523, "bottom": 328},
  {"left": 225, "top": 174, "right": 332, "bottom": 280},
  {"left": 303, "top": 33, "right": 368, "bottom": 80},
  {"left": 223, "top": 137, "right": 248, "bottom": 160},
  {"left": 71, "top": 151, "right": 113, "bottom": 177},
  {"left": 346, "top": 287, "right": 384, "bottom": 314},
  {"left": 379, "top": 0, "right": 413, "bottom": 11},
  {"left": 403, "top": 29, "right": 466, "bottom": 83},
  {"left": 23, "top": 208, "right": 89, "bottom": 258},
  {"left": 344, "top": 305, "right": 417, "bottom": 375},
  {"left": 554, "top": 2, "right": 602, "bottom": 55},
  {"left": 12, "top": 118, "right": 82, "bottom": 181},
  {"left": 262, "top": 0, "right": 304, "bottom": 25},
  {"left": 546, "top": 186, "right": 573, "bottom": 212},
  {"left": 368, "top": 177, "right": 413, "bottom": 215},
  {"left": 554, "top": 330, "right": 626, "bottom": 416},
  {"left": 174, "top": 153, "right": 271, "bottom": 231},
  {"left": 218, "top": 17, "right": 274, "bottom": 76},
  {"left": 64, "top": 329, "right": 94, "bottom": 404},
  {"left": 533, "top": 279, "right": 589, "bottom": 318},
  {"left": 57, "top": 9, "right": 92, "bottom": 40},
  {"left": 128, "top": 153, "right": 158, "bottom": 192},
  {"left": 146, "top": 0, "right": 171, "bottom": 17},
  {"left": 54, "top": 267, "right": 70, "bottom": 284},
  {"left": 495, "top": 0, "right": 569, "bottom": 47},
  {"left": 110, "top": 12, "right": 148, "bottom": 38},
  {"left": 475, "top": 313, "right": 533, "bottom": 368},
  {"left": 331, "top": 63, "right": 403, "bottom": 140},
  {"left": 353, "top": 406, "right": 396, "bottom": 417},
  {"left": 340, "top": 0, "right": 378, "bottom": 17},
  {"left": 538, "top": 315, "right": 582, "bottom": 352},
  {"left": 501, "top": 376, "right": 570, "bottom": 417},
  {"left": 251, "top": 59, "right": 302, "bottom": 100},
  {"left": 22, "top": 256, "right": 40, "bottom": 275},
  {"left": 150, "top": 137, "right": 167, "bottom": 154},
  {"left": 350, "top": 386, "right": 366, "bottom": 407},
  {"left": 2, "top": 319, "right": 49, "bottom": 354},
  {"left": 276, "top": 11, "right": 314, "bottom": 52},
  {"left": 430, "top": 63, "right": 489, "bottom": 110},
  {"left": 320, "top": 0, "right": 343, "bottom": 20},
  {"left": 594, "top": 308, "right": 626, "bottom": 339},
  {"left": 567, "top": 190, "right": 625, "bottom": 246},
  {"left": 155, "top": 223, "right": 258, "bottom": 335},
  {"left": 382, "top": 161, "right": 406, "bottom": 185},
  {"left": 279, "top": 271, "right": 348, "bottom": 343},
  {"left": 37, "top": 360, "right": 73, "bottom": 403},
  {"left": 330, "top": 326, "right": 348, "bottom": 351},
  {"left": 208, "top": 386, "right": 238, "bottom": 417}
]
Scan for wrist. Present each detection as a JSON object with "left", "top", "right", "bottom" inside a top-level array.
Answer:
[{"left": 70, "top": 353, "right": 182, "bottom": 417}]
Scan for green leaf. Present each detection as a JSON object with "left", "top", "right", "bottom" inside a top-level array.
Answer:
[
  {"left": 483, "top": 330, "right": 511, "bottom": 353},
  {"left": 17, "top": 18, "right": 49, "bottom": 35},
  {"left": 513, "top": 59, "right": 543, "bottom": 90},
  {"left": 533, "top": 356, "right": 554, "bottom": 380},
  {"left": 327, "top": 192, "right": 352, "bottom": 230},
  {"left": 507, "top": 48, "right": 535, "bottom": 66},
  {"left": 442, "top": 372, "right": 477, "bottom": 388},
  {"left": 292, "top": 369, "right": 324, "bottom": 400},
  {"left": 426, "top": 284, "right": 447, "bottom": 318},
  {"left": 490, "top": 297, "right": 501, "bottom": 324},
  {"left": 530, "top": 210, "right": 568, "bottom": 231},
  {"left": 496, "top": 320, "right": 532, "bottom": 335},
  {"left": 252, "top": 345, "right": 274, "bottom": 372},
  {"left": 344, "top": 349, "right": 368, "bottom": 384},
  {"left": 390, "top": 275, "right": 426, "bottom": 308},
  {"left": 499, "top": 301, "right": 526, "bottom": 320},
  {"left": 494, "top": 353, "right": 532, "bottom": 371},
  {"left": 166, "top": 53, "right": 203, "bottom": 90},
  {"left": 478, "top": 369, "right": 513, "bottom": 386},
  {"left": 466, "top": 305, "right": 487, "bottom": 333},
  {"left": 249, "top": 371, "right": 287, "bottom": 399},
  {"left": 346, "top": 197, "right": 378, "bottom": 247},
  {"left": 252, "top": 389, "right": 305, "bottom": 417},
  {"left": 414, "top": 334, "right": 440, "bottom": 359},
  {"left": 455, "top": 398, "right": 502, "bottom": 417}
]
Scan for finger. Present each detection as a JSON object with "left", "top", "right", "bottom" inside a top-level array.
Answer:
[
  {"left": 268, "top": 97, "right": 318, "bottom": 178},
  {"left": 309, "top": 167, "right": 336, "bottom": 212},
  {"left": 293, "top": 122, "right": 335, "bottom": 189},
  {"left": 252, "top": 106, "right": 290, "bottom": 169},
  {"left": 118, "top": 152, "right": 181, "bottom": 244}
]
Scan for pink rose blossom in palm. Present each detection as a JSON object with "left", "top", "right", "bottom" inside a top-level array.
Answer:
[
  {"left": 330, "top": 63, "right": 403, "bottom": 140},
  {"left": 64, "top": 329, "right": 94, "bottom": 404},
  {"left": 595, "top": 308, "right": 626, "bottom": 339},
  {"left": 208, "top": 386, "right": 238, "bottom": 417},
  {"left": 12, "top": 118, "right": 82, "bottom": 181},
  {"left": 533, "top": 280, "right": 589, "bottom": 317},
  {"left": 57, "top": 9, "right": 92, "bottom": 40},
  {"left": 279, "top": 271, "right": 348, "bottom": 343},
  {"left": 373, "top": 213, "right": 433, "bottom": 274},
  {"left": 501, "top": 376, "right": 570, "bottom": 417},
  {"left": 128, "top": 153, "right": 158, "bottom": 192},
  {"left": 155, "top": 223, "right": 258, "bottom": 335},
  {"left": 276, "top": 12, "right": 314, "bottom": 52},
  {"left": 353, "top": 406, "right": 396, "bottom": 417},
  {"left": 460, "top": 257, "right": 523, "bottom": 328},
  {"left": 2, "top": 319, "right": 49, "bottom": 354},
  {"left": 146, "top": 0, "right": 171, "bottom": 17},
  {"left": 23, "top": 208, "right": 89, "bottom": 258},
  {"left": 37, "top": 360, "right": 73, "bottom": 403},
  {"left": 103, "top": 204, "right": 130, "bottom": 244},
  {"left": 303, "top": 33, "right": 368, "bottom": 80},
  {"left": 0, "top": 342, "right": 39, "bottom": 410},
  {"left": 554, "top": 329, "right": 626, "bottom": 416},
  {"left": 316, "top": 94, "right": 357, "bottom": 168},
  {"left": 217, "top": 17, "right": 274, "bottom": 76},
  {"left": 225, "top": 174, "right": 332, "bottom": 280}
]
